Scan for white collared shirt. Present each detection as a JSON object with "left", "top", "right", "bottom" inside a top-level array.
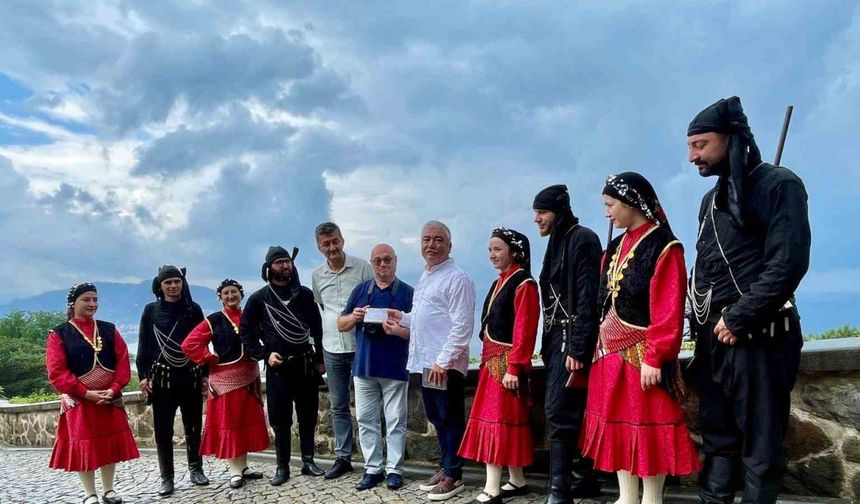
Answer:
[
  {"left": 312, "top": 254, "right": 374, "bottom": 353},
  {"left": 402, "top": 258, "right": 476, "bottom": 375}
]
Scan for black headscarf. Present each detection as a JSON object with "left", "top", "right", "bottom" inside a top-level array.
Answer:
[
  {"left": 688, "top": 96, "right": 763, "bottom": 227},
  {"left": 491, "top": 228, "right": 531, "bottom": 273},
  {"left": 66, "top": 282, "right": 97, "bottom": 307},
  {"left": 603, "top": 172, "right": 671, "bottom": 232},
  {"left": 533, "top": 184, "right": 580, "bottom": 286},
  {"left": 151, "top": 265, "right": 194, "bottom": 305},
  {"left": 261, "top": 245, "right": 302, "bottom": 298}
]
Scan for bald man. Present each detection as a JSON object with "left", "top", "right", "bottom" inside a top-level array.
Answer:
[{"left": 337, "top": 244, "right": 414, "bottom": 491}]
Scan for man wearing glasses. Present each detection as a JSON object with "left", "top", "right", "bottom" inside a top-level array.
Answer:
[{"left": 337, "top": 244, "right": 414, "bottom": 491}]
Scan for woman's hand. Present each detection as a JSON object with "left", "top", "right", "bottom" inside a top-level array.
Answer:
[
  {"left": 640, "top": 362, "right": 661, "bottom": 391},
  {"left": 502, "top": 372, "right": 519, "bottom": 391},
  {"left": 139, "top": 378, "right": 152, "bottom": 399}
]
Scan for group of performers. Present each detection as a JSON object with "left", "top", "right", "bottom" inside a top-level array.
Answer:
[{"left": 46, "top": 96, "right": 810, "bottom": 504}]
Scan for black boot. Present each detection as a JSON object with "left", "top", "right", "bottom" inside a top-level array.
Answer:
[
  {"left": 156, "top": 444, "right": 175, "bottom": 496},
  {"left": 186, "top": 435, "right": 209, "bottom": 486},
  {"left": 546, "top": 441, "right": 572, "bottom": 504},
  {"left": 270, "top": 432, "right": 291, "bottom": 486},
  {"left": 301, "top": 455, "right": 325, "bottom": 477},
  {"left": 570, "top": 452, "right": 601, "bottom": 498},
  {"left": 741, "top": 468, "right": 782, "bottom": 504},
  {"left": 700, "top": 455, "right": 740, "bottom": 504}
]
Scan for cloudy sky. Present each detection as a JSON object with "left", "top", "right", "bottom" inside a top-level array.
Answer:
[{"left": 2, "top": 1, "right": 859, "bottom": 333}]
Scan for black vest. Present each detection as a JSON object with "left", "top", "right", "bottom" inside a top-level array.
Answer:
[
  {"left": 54, "top": 320, "right": 117, "bottom": 376},
  {"left": 207, "top": 311, "right": 243, "bottom": 363},
  {"left": 599, "top": 226, "right": 680, "bottom": 327},
  {"left": 481, "top": 269, "right": 535, "bottom": 345}
]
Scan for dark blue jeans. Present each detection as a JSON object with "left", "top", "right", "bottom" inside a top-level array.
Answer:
[
  {"left": 420, "top": 369, "right": 466, "bottom": 480},
  {"left": 324, "top": 350, "right": 356, "bottom": 460}
]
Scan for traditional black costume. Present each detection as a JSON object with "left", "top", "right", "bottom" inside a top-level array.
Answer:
[
  {"left": 240, "top": 246, "right": 325, "bottom": 485},
  {"left": 688, "top": 97, "right": 811, "bottom": 504},
  {"left": 533, "top": 185, "right": 603, "bottom": 502},
  {"left": 136, "top": 265, "right": 207, "bottom": 495}
]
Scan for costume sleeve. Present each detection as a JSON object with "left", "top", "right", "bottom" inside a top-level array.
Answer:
[
  {"left": 45, "top": 331, "right": 88, "bottom": 398},
  {"left": 434, "top": 274, "right": 476, "bottom": 370},
  {"left": 239, "top": 294, "right": 266, "bottom": 362},
  {"left": 136, "top": 304, "right": 153, "bottom": 380},
  {"left": 567, "top": 231, "right": 602, "bottom": 361},
  {"left": 507, "top": 280, "right": 540, "bottom": 374},
  {"left": 109, "top": 330, "right": 132, "bottom": 396},
  {"left": 724, "top": 180, "right": 811, "bottom": 335},
  {"left": 643, "top": 244, "right": 686, "bottom": 367},
  {"left": 182, "top": 319, "right": 218, "bottom": 366}
]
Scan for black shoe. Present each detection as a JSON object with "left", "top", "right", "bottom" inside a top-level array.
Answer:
[
  {"left": 386, "top": 473, "right": 404, "bottom": 490},
  {"left": 355, "top": 472, "right": 386, "bottom": 491},
  {"left": 546, "top": 441, "right": 572, "bottom": 504},
  {"left": 466, "top": 491, "right": 503, "bottom": 504},
  {"left": 499, "top": 482, "right": 529, "bottom": 498},
  {"left": 229, "top": 475, "right": 245, "bottom": 489},
  {"left": 157, "top": 478, "right": 174, "bottom": 497},
  {"left": 241, "top": 467, "right": 263, "bottom": 480},
  {"left": 189, "top": 467, "right": 210, "bottom": 486},
  {"left": 570, "top": 455, "right": 601, "bottom": 498},
  {"left": 323, "top": 458, "right": 353, "bottom": 480},
  {"left": 101, "top": 490, "right": 123, "bottom": 504},
  {"left": 300, "top": 457, "right": 325, "bottom": 477},
  {"left": 569, "top": 479, "right": 602, "bottom": 498},
  {"left": 270, "top": 467, "right": 290, "bottom": 486}
]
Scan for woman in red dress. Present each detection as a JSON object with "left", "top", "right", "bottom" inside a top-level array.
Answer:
[
  {"left": 181, "top": 279, "right": 270, "bottom": 489},
  {"left": 581, "top": 172, "right": 700, "bottom": 504},
  {"left": 47, "top": 283, "right": 139, "bottom": 504},
  {"left": 459, "top": 228, "right": 540, "bottom": 504}
]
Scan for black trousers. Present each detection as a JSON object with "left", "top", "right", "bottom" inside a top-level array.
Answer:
[
  {"left": 266, "top": 362, "right": 319, "bottom": 461},
  {"left": 151, "top": 366, "right": 203, "bottom": 472},
  {"left": 695, "top": 313, "right": 802, "bottom": 504},
  {"left": 542, "top": 326, "right": 588, "bottom": 442},
  {"left": 421, "top": 369, "right": 466, "bottom": 480}
]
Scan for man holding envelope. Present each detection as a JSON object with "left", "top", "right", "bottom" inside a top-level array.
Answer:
[{"left": 338, "top": 244, "right": 414, "bottom": 491}]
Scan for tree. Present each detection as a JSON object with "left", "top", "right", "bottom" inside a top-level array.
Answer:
[{"left": 0, "top": 310, "right": 65, "bottom": 397}]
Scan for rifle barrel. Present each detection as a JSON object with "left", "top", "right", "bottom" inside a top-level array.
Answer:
[{"left": 775, "top": 105, "right": 794, "bottom": 166}]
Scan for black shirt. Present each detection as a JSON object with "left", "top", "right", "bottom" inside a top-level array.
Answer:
[
  {"left": 240, "top": 282, "right": 323, "bottom": 364},
  {"left": 136, "top": 299, "right": 204, "bottom": 380}
]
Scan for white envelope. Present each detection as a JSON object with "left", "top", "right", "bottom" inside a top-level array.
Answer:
[{"left": 364, "top": 308, "right": 388, "bottom": 324}]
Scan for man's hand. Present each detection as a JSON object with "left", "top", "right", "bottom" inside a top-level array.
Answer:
[
  {"left": 139, "top": 378, "right": 152, "bottom": 399},
  {"left": 640, "top": 362, "right": 662, "bottom": 391},
  {"left": 268, "top": 352, "right": 284, "bottom": 367},
  {"left": 502, "top": 372, "right": 519, "bottom": 391},
  {"left": 352, "top": 306, "right": 369, "bottom": 322},
  {"left": 565, "top": 356, "right": 584, "bottom": 373},
  {"left": 382, "top": 319, "right": 400, "bottom": 335},
  {"left": 714, "top": 317, "right": 738, "bottom": 346},
  {"left": 201, "top": 377, "right": 210, "bottom": 397},
  {"left": 429, "top": 363, "right": 447, "bottom": 386},
  {"left": 316, "top": 362, "right": 326, "bottom": 375},
  {"left": 386, "top": 309, "right": 403, "bottom": 324}
]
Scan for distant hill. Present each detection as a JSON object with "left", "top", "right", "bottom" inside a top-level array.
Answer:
[{"left": 0, "top": 281, "right": 222, "bottom": 346}]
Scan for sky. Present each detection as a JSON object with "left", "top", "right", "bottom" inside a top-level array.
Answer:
[{"left": 1, "top": 1, "right": 859, "bottom": 333}]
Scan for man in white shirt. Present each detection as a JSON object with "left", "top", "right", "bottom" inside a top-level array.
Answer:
[
  {"left": 388, "top": 220, "right": 476, "bottom": 501},
  {"left": 311, "top": 222, "right": 373, "bottom": 479}
]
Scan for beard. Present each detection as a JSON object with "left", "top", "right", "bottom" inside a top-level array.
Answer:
[
  {"left": 270, "top": 268, "right": 292, "bottom": 283},
  {"left": 697, "top": 155, "right": 729, "bottom": 177}
]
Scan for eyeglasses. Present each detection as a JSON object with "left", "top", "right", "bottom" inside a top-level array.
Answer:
[{"left": 371, "top": 256, "right": 394, "bottom": 266}]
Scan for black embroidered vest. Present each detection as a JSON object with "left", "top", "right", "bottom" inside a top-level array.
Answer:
[
  {"left": 481, "top": 269, "right": 535, "bottom": 345},
  {"left": 599, "top": 226, "right": 680, "bottom": 327},
  {"left": 207, "top": 312, "right": 243, "bottom": 363},
  {"left": 54, "top": 320, "right": 117, "bottom": 376}
]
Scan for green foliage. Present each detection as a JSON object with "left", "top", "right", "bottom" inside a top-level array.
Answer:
[
  {"left": 804, "top": 325, "right": 860, "bottom": 341},
  {"left": 8, "top": 389, "right": 59, "bottom": 404},
  {"left": 0, "top": 310, "right": 65, "bottom": 397}
]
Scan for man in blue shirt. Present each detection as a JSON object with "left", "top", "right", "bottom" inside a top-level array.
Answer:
[{"left": 337, "top": 244, "right": 413, "bottom": 492}]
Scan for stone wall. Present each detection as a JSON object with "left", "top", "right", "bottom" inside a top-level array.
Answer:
[{"left": 1, "top": 338, "right": 858, "bottom": 499}]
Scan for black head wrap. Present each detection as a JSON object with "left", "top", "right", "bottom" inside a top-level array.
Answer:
[
  {"left": 603, "top": 172, "right": 671, "bottom": 232},
  {"left": 688, "top": 96, "right": 763, "bottom": 226},
  {"left": 491, "top": 228, "right": 531, "bottom": 273},
  {"left": 216, "top": 278, "right": 244, "bottom": 299},
  {"left": 261, "top": 245, "right": 302, "bottom": 298},
  {"left": 534, "top": 184, "right": 581, "bottom": 287},
  {"left": 66, "top": 282, "right": 97, "bottom": 307},
  {"left": 533, "top": 184, "right": 571, "bottom": 214},
  {"left": 151, "top": 265, "right": 194, "bottom": 305}
]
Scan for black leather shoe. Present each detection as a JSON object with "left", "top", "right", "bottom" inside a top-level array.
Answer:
[
  {"left": 323, "top": 458, "right": 353, "bottom": 480},
  {"left": 157, "top": 478, "right": 174, "bottom": 497},
  {"left": 241, "top": 467, "right": 263, "bottom": 480},
  {"left": 101, "top": 490, "right": 123, "bottom": 504},
  {"left": 189, "top": 468, "right": 210, "bottom": 486},
  {"left": 499, "top": 482, "right": 529, "bottom": 498},
  {"left": 355, "top": 472, "right": 385, "bottom": 491},
  {"left": 386, "top": 473, "right": 404, "bottom": 490},
  {"left": 229, "top": 475, "right": 245, "bottom": 489},
  {"left": 270, "top": 467, "right": 290, "bottom": 486},
  {"left": 300, "top": 456, "right": 325, "bottom": 477},
  {"left": 466, "top": 491, "right": 503, "bottom": 504}
]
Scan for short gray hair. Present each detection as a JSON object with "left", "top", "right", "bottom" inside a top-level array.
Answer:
[
  {"left": 421, "top": 220, "right": 451, "bottom": 242},
  {"left": 315, "top": 222, "right": 342, "bottom": 241}
]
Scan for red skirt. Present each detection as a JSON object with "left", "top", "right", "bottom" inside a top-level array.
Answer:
[
  {"left": 580, "top": 353, "right": 700, "bottom": 477},
  {"left": 49, "top": 400, "right": 139, "bottom": 472},
  {"left": 200, "top": 385, "right": 270, "bottom": 459},
  {"left": 458, "top": 366, "right": 533, "bottom": 467}
]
